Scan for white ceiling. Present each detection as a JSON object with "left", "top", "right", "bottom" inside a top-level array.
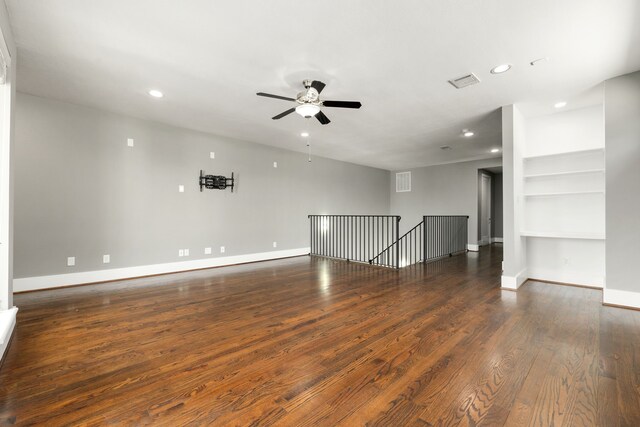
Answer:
[
  {"left": 518, "top": 83, "right": 605, "bottom": 118},
  {"left": 6, "top": 0, "right": 640, "bottom": 170}
]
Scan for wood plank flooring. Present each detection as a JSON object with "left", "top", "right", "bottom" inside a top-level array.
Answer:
[{"left": 1, "top": 245, "right": 639, "bottom": 426}]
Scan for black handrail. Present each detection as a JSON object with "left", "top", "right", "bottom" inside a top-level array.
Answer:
[
  {"left": 370, "top": 220, "right": 424, "bottom": 268},
  {"left": 308, "top": 215, "right": 401, "bottom": 265}
]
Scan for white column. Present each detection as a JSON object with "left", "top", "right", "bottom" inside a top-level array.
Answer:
[
  {"left": 0, "top": 10, "right": 14, "bottom": 310},
  {"left": 501, "top": 105, "right": 528, "bottom": 289}
]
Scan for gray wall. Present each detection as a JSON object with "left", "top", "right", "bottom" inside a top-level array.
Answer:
[
  {"left": 390, "top": 158, "right": 502, "bottom": 244},
  {"left": 605, "top": 70, "right": 640, "bottom": 293},
  {"left": 491, "top": 173, "right": 503, "bottom": 238},
  {"left": 14, "top": 93, "right": 390, "bottom": 278}
]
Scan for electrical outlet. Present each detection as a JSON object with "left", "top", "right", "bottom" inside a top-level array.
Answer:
[
  {"left": 220, "top": 246, "right": 225, "bottom": 253},
  {"left": 178, "top": 185, "right": 185, "bottom": 193},
  {"left": 127, "top": 138, "right": 134, "bottom": 147},
  {"left": 273, "top": 241, "right": 277, "bottom": 248},
  {"left": 273, "top": 161, "right": 278, "bottom": 168},
  {"left": 103, "top": 254, "right": 110, "bottom": 264},
  {"left": 204, "top": 247, "right": 212, "bottom": 255},
  {"left": 210, "top": 152, "right": 215, "bottom": 159},
  {"left": 184, "top": 249, "right": 189, "bottom": 256},
  {"left": 179, "top": 249, "right": 184, "bottom": 257},
  {"left": 67, "top": 256, "right": 75, "bottom": 266}
]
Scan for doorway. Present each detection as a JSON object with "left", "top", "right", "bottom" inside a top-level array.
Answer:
[
  {"left": 478, "top": 172, "right": 492, "bottom": 246},
  {"left": 478, "top": 167, "right": 503, "bottom": 246}
]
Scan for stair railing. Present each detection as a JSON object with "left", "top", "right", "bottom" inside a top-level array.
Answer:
[
  {"left": 423, "top": 215, "right": 469, "bottom": 261},
  {"left": 308, "top": 215, "right": 401, "bottom": 265},
  {"left": 309, "top": 214, "right": 469, "bottom": 269}
]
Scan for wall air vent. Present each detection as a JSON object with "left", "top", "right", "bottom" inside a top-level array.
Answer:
[
  {"left": 396, "top": 171, "right": 411, "bottom": 192},
  {"left": 448, "top": 73, "right": 480, "bottom": 89}
]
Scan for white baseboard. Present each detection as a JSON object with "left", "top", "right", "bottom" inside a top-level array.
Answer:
[
  {"left": 0, "top": 307, "right": 18, "bottom": 362},
  {"left": 14, "top": 248, "right": 310, "bottom": 293},
  {"left": 491, "top": 237, "right": 504, "bottom": 243},
  {"left": 467, "top": 244, "right": 479, "bottom": 252},
  {"left": 527, "top": 269, "right": 604, "bottom": 289},
  {"left": 501, "top": 268, "right": 528, "bottom": 290},
  {"left": 603, "top": 288, "right": 640, "bottom": 310}
]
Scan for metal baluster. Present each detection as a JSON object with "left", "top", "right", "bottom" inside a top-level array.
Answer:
[
  {"left": 359, "top": 216, "right": 362, "bottom": 262},
  {"left": 413, "top": 227, "right": 416, "bottom": 264},
  {"left": 331, "top": 216, "right": 338, "bottom": 258},
  {"left": 330, "top": 216, "right": 332, "bottom": 257},
  {"left": 309, "top": 216, "right": 312, "bottom": 255},
  {"left": 350, "top": 217, "right": 353, "bottom": 261},
  {"left": 340, "top": 217, "right": 343, "bottom": 259},
  {"left": 377, "top": 217, "right": 380, "bottom": 263},
  {"left": 338, "top": 216, "right": 340, "bottom": 258},
  {"left": 330, "top": 216, "right": 333, "bottom": 258},
  {"left": 440, "top": 216, "right": 442, "bottom": 257}
]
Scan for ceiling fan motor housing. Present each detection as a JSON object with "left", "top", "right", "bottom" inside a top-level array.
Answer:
[{"left": 296, "top": 88, "right": 320, "bottom": 104}]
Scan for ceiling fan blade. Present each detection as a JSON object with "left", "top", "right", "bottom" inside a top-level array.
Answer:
[
  {"left": 272, "top": 108, "right": 296, "bottom": 120},
  {"left": 316, "top": 110, "right": 331, "bottom": 125},
  {"left": 257, "top": 92, "right": 296, "bottom": 102},
  {"left": 311, "top": 80, "right": 326, "bottom": 94},
  {"left": 322, "top": 100, "right": 362, "bottom": 109}
]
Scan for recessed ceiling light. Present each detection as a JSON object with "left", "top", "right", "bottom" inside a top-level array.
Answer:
[
  {"left": 148, "top": 89, "right": 163, "bottom": 98},
  {"left": 530, "top": 57, "right": 550, "bottom": 66},
  {"left": 491, "top": 148, "right": 500, "bottom": 153},
  {"left": 463, "top": 130, "right": 474, "bottom": 137},
  {"left": 554, "top": 101, "right": 567, "bottom": 109},
  {"left": 300, "top": 132, "right": 309, "bottom": 137},
  {"left": 490, "top": 64, "right": 511, "bottom": 74}
]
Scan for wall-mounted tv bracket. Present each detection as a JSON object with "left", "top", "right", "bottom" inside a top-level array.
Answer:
[{"left": 199, "top": 170, "right": 234, "bottom": 192}]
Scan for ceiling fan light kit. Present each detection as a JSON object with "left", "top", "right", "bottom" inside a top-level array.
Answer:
[
  {"left": 295, "top": 104, "right": 320, "bottom": 118},
  {"left": 256, "top": 79, "right": 362, "bottom": 125}
]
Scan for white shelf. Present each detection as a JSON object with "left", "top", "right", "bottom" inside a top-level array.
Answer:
[
  {"left": 524, "top": 190, "right": 604, "bottom": 197},
  {"left": 521, "top": 230, "right": 605, "bottom": 240},
  {"left": 524, "top": 169, "right": 605, "bottom": 179},
  {"left": 523, "top": 147, "right": 604, "bottom": 160}
]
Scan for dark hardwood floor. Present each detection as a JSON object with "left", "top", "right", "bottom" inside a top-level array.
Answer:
[{"left": 1, "top": 245, "right": 639, "bottom": 426}]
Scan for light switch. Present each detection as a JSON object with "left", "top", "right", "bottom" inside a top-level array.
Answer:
[
  {"left": 178, "top": 185, "right": 185, "bottom": 193},
  {"left": 273, "top": 161, "right": 278, "bottom": 168},
  {"left": 67, "top": 256, "right": 75, "bottom": 266},
  {"left": 103, "top": 254, "right": 110, "bottom": 264},
  {"left": 273, "top": 241, "right": 277, "bottom": 248},
  {"left": 184, "top": 249, "right": 190, "bottom": 256},
  {"left": 210, "top": 152, "right": 215, "bottom": 159},
  {"left": 127, "top": 138, "right": 134, "bottom": 147},
  {"left": 220, "top": 246, "right": 225, "bottom": 253},
  {"left": 179, "top": 249, "right": 184, "bottom": 257}
]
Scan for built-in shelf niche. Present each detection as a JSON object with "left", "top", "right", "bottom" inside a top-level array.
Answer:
[
  {"left": 523, "top": 148, "right": 604, "bottom": 177},
  {"left": 520, "top": 230, "right": 605, "bottom": 240},
  {"left": 522, "top": 147, "right": 605, "bottom": 240}
]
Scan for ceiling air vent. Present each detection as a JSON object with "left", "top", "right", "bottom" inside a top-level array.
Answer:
[
  {"left": 396, "top": 172, "right": 411, "bottom": 193},
  {"left": 448, "top": 73, "right": 480, "bottom": 89}
]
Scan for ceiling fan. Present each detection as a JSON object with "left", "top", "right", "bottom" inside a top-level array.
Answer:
[{"left": 256, "top": 79, "right": 362, "bottom": 125}]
